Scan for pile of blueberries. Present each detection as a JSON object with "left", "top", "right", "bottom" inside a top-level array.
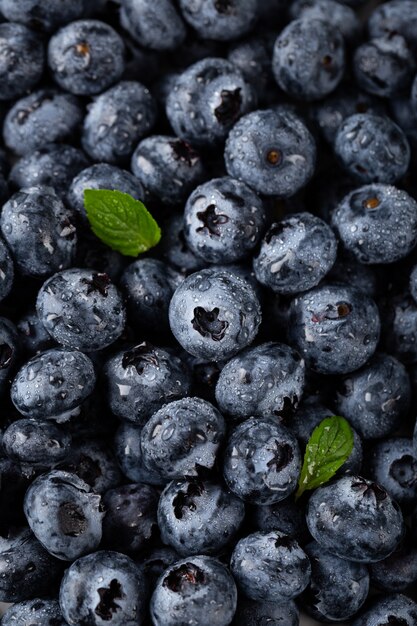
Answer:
[{"left": 1, "top": 0, "right": 417, "bottom": 625}]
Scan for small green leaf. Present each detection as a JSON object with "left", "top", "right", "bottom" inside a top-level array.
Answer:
[
  {"left": 84, "top": 189, "right": 161, "bottom": 257},
  {"left": 295, "top": 416, "right": 354, "bottom": 500}
]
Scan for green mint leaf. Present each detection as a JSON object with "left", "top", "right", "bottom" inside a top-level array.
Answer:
[
  {"left": 295, "top": 416, "right": 354, "bottom": 500},
  {"left": 84, "top": 189, "right": 161, "bottom": 257}
]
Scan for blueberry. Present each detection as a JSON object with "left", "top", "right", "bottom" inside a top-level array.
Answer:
[
  {"left": 0, "top": 528, "right": 64, "bottom": 602},
  {"left": 224, "top": 109, "right": 316, "bottom": 197},
  {"left": 11, "top": 348, "right": 95, "bottom": 422},
  {"left": 115, "top": 422, "right": 166, "bottom": 486},
  {"left": 16, "top": 310, "right": 56, "bottom": 356},
  {"left": 169, "top": 268, "right": 261, "bottom": 361},
  {"left": 352, "top": 593, "right": 417, "bottom": 626},
  {"left": 290, "top": 0, "right": 360, "bottom": 42},
  {"left": 0, "top": 317, "right": 20, "bottom": 396},
  {"left": 59, "top": 440, "right": 122, "bottom": 495},
  {"left": 0, "top": 236, "right": 13, "bottom": 303},
  {"left": 306, "top": 475, "right": 405, "bottom": 562},
  {"left": 36, "top": 269, "right": 126, "bottom": 352},
  {"left": 252, "top": 497, "right": 308, "bottom": 543},
  {"left": 253, "top": 213, "right": 337, "bottom": 294},
  {"left": 183, "top": 176, "right": 266, "bottom": 264},
  {"left": 288, "top": 283, "right": 380, "bottom": 375},
  {"left": 272, "top": 18, "right": 345, "bottom": 101},
  {"left": 3, "top": 90, "right": 84, "bottom": 156},
  {"left": 227, "top": 35, "right": 275, "bottom": 104},
  {"left": 223, "top": 418, "right": 301, "bottom": 505},
  {"left": 178, "top": 0, "right": 258, "bottom": 41},
  {"left": 380, "top": 292, "right": 417, "bottom": 364},
  {"left": 1, "top": 186, "right": 77, "bottom": 278},
  {"left": 0, "top": 23, "right": 44, "bottom": 101},
  {"left": 59, "top": 550, "right": 147, "bottom": 626},
  {"left": 166, "top": 57, "right": 255, "bottom": 147},
  {"left": 332, "top": 183, "right": 417, "bottom": 264},
  {"left": 24, "top": 470, "right": 103, "bottom": 561},
  {"left": 370, "top": 540, "right": 417, "bottom": 592},
  {"left": 131, "top": 136, "right": 206, "bottom": 207},
  {"left": 334, "top": 113, "right": 410, "bottom": 184},
  {"left": 68, "top": 163, "right": 144, "bottom": 221},
  {"left": 334, "top": 353, "right": 411, "bottom": 439},
  {"left": 9, "top": 144, "right": 89, "bottom": 199},
  {"left": 411, "top": 264, "right": 417, "bottom": 303},
  {"left": 232, "top": 598, "right": 299, "bottom": 626},
  {"left": 75, "top": 233, "right": 127, "bottom": 283},
  {"left": 82, "top": 81, "right": 157, "bottom": 164},
  {"left": 48, "top": 20, "right": 125, "bottom": 96},
  {"left": 102, "top": 483, "right": 159, "bottom": 555},
  {"left": 160, "top": 214, "right": 205, "bottom": 274},
  {"left": 139, "top": 546, "right": 180, "bottom": 589},
  {"left": 157, "top": 479, "right": 245, "bottom": 556},
  {"left": 140, "top": 397, "right": 226, "bottom": 480},
  {"left": 104, "top": 342, "right": 191, "bottom": 425},
  {"left": 3, "top": 418, "right": 72, "bottom": 469},
  {"left": 120, "top": 0, "right": 186, "bottom": 51},
  {"left": 150, "top": 555, "right": 237, "bottom": 626},
  {"left": 1, "top": 598, "right": 67, "bottom": 626},
  {"left": 301, "top": 540, "right": 369, "bottom": 622},
  {"left": 215, "top": 342, "right": 305, "bottom": 421},
  {"left": 369, "top": 0, "right": 417, "bottom": 51},
  {"left": 368, "top": 438, "right": 417, "bottom": 510},
  {"left": 354, "top": 35, "right": 415, "bottom": 98},
  {"left": 120, "top": 259, "right": 177, "bottom": 336},
  {"left": 0, "top": 0, "right": 90, "bottom": 32},
  {"left": 230, "top": 531, "right": 311, "bottom": 602}
]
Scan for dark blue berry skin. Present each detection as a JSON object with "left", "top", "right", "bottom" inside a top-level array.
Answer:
[
  {"left": 334, "top": 353, "right": 411, "bottom": 439},
  {"left": 0, "top": 528, "right": 64, "bottom": 602},
  {"left": 1, "top": 599, "right": 67, "bottom": 626},
  {"left": 9, "top": 145, "right": 89, "bottom": 199},
  {"left": 115, "top": 422, "right": 166, "bottom": 486},
  {"left": 0, "top": 236, "right": 13, "bottom": 303},
  {"left": 169, "top": 268, "right": 261, "bottom": 361},
  {"left": 352, "top": 594, "right": 417, "bottom": 626},
  {"left": 166, "top": 58, "right": 255, "bottom": 147},
  {"left": 253, "top": 213, "right": 337, "bottom": 295},
  {"left": 367, "top": 438, "right": 417, "bottom": 511},
  {"left": 380, "top": 292, "right": 417, "bottom": 364},
  {"left": 3, "top": 90, "right": 84, "bottom": 156},
  {"left": 140, "top": 397, "right": 226, "bottom": 480},
  {"left": 1, "top": 186, "right": 77, "bottom": 278},
  {"left": 24, "top": 470, "right": 103, "bottom": 561},
  {"left": 3, "top": 418, "right": 71, "bottom": 469},
  {"left": 75, "top": 234, "right": 127, "bottom": 283},
  {"left": 232, "top": 598, "right": 299, "bottom": 626},
  {"left": 215, "top": 342, "right": 305, "bottom": 421},
  {"left": 252, "top": 498, "right": 308, "bottom": 543},
  {"left": 231, "top": 531, "right": 311, "bottom": 603},
  {"left": 102, "top": 483, "right": 159, "bottom": 555},
  {"left": 0, "top": 0, "right": 90, "bottom": 32},
  {"left": 327, "top": 250, "right": 379, "bottom": 297},
  {"left": 68, "top": 163, "right": 144, "bottom": 221},
  {"left": 82, "top": 81, "right": 157, "bottom": 164},
  {"left": 150, "top": 556, "right": 237, "bottom": 626},
  {"left": 334, "top": 114, "right": 410, "bottom": 184},
  {"left": 0, "top": 23, "right": 44, "bottom": 101},
  {"left": 272, "top": 18, "right": 345, "bottom": 101},
  {"left": 301, "top": 540, "right": 369, "bottom": 622},
  {"left": 227, "top": 35, "right": 275, "bottom": 104},
  {"left": 104, "top": 343, "right": 192, "bottom": 425},
  {"left": 59, "top": 440, "right": 122, "bottom": 495},
  {"left": 354, "top": 35, "right": 415, "bottom": 98},
  {"left": 16, "top": 310, "right": 56, "bottom": 356},
  {"left": 370, "top": 540, "right": 417, "bottom": 592},
  {"left": 288, "top": 284, "right": 380, "bottom": 375},
  {"left": 178, "top": 0, "right": 257, "bottom": 41},
  {"left": 183, "top": 177, "right": 266, "bottom": 265},
  {"left": 59, "top": 550, "right": 147, "bottom": 626},
  {"left": 290, "top": 0, "right": 360, "bottom": 42},
  {"left": 132, "top": 136, "right": 206, "bottom": 208},
  {"left": 0, "top": 317, "right": 20, "bottom": 396},
  {"left": 36, "top": 269, "right": 126, "bottom": 352},
  {"left": 140, "top": 546, "right": 180, "bottom": 589},
  {"left": 120, "top": 0, "right": 186, "bottom": 51},
  {"left": 48, "top": 20, "right": 125, "bottom": 96},
  {"left": 369, "top": 0, "right": 417, "bottom": 51},
  {"left": 11, "top": 348, "right": 96, "bottom": 422},
  {"left": 332, "top": 184, "right": 417, "bottom": 265},
  {"left": 224, "top": 109, "right": 316, "bottom": 197},
  {"left": 306, "top": 475, "right": 405, "bottom": 563},
  {"left": 157, "top": 479, "right": 245, "bottom": 556},
  {"left": 223, "top": 418, "right": 301, "bottom": 505},
  {"left": 120, "top": 259, "right": 176, "bottom": 336},
  {"left": 410, "top": 264, "right": 417, "bottom": 304},
  {"left": 160, "top": 214, "right": 205, "bottom": 274}
]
